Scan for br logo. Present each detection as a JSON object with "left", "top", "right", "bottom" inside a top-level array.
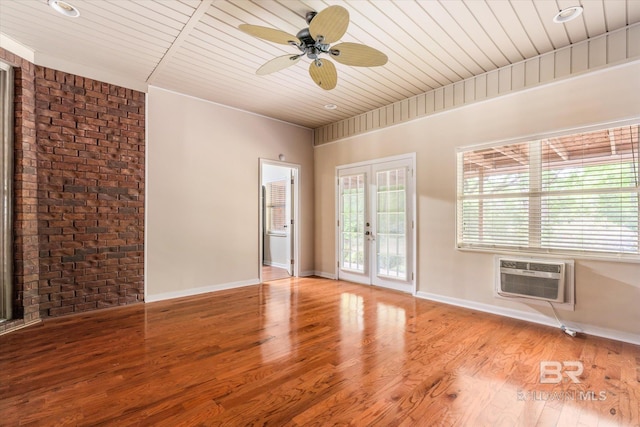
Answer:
[{"left": 540, "top": 361, "right": 583, "bottom": 384}]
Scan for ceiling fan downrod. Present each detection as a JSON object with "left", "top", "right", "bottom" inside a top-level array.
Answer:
[{"left": 305, "top": 11, "right": 317, "bottom": 25}]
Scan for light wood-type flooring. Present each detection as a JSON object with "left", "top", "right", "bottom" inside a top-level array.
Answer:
[
  {"left": 261, "top": 265, "right": 290, "bottom": 282},
  {"left": 1, "top": 277, "right": 638, "bottom": 426}
]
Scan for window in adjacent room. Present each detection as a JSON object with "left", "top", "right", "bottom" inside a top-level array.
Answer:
[
  {"left": 456, "top": 122, "right": 639, "bottom": 259},
  {"left": 265, "top": 179, "right": 287, "bottom": 235},
  {"left": 1, "top": 61, "right": 13, "bottom": 321}
]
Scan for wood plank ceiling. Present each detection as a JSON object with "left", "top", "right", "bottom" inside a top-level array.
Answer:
[{"left": 1, "top": 0, "right": 639, "bottom": 129}]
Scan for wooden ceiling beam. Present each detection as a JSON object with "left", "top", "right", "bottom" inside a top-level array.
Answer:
[
  {"left": 544, "top": 138, "right": 569, "bottom": 161},
  {"left": 608, "top": 129, "right": 617, "bottom": 155},
  {"left": 492, "top": 147, "right": 527, "bottom": 165}
]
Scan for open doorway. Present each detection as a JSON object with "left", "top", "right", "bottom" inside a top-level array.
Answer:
[{"left": 259, "top": 159, "right": 300, "bottom": 283}]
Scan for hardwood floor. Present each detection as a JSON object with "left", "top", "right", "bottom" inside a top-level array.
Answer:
[
  {"left": 1, "top": 277, "right": 638, "bottom": 426},
  {"left": 262, "top": 265, "right": 290, "bottom": 282}
]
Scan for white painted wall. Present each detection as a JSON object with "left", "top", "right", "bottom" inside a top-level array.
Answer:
[
  {"left": 314, "top": 62, "right": 640, "bottom": 343},
  {"left": 146, "top": 87, "right": 313, "bottom": 301}
]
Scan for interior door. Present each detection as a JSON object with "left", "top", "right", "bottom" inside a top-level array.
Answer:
[
  {"left": 337, "top": 158, "right": 414, "bottom": 292},
  {"left": 260, "top": 160, "right": 300, "bottom": 281},
  {"left": 286, "top": 169, "right": 294, "bottom": 276}
]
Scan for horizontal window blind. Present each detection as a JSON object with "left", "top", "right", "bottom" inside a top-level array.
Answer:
[
  {"left": 457, "top": 124, "right": 639, "bottom": 257},
  {"left": 266, "top": 180, "right": 287, "bottom": 235}
]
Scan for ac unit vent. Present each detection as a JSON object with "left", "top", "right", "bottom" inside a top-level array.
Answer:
[
  {"left": 496, "top": 258, "right": 566, "bottom": 303},
  {"left": 529, "top": 262, "right": 562, "bottom": 274},
  {"left": 500, "top": 260, "right": 528, "bottom": 270}
]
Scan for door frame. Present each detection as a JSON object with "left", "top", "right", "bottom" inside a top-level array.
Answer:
[
  {"left": 259, "top": 158, "right": 300, "bottom": 282},
  {"left": 1, "top": 61, "right": 13, "bottom": 321},
  {"left": 335, "top": 153, "right": 417, "bottom": 295}
]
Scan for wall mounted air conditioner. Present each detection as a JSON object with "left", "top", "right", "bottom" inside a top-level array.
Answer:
[{"left": 496, "top": 257, "right": 568, "bottom": 303}]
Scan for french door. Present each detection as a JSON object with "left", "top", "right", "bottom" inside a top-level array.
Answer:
[{"left": 337, "top": 156, "right": 415, "bottom": 293}]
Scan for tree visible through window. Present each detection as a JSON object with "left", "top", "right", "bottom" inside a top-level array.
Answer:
[
  {"left": 265, "top": 180, "right": 287, "bottom": 235},
  {"left": 457, "top": 123, "right": 639, "bottom": 258}
]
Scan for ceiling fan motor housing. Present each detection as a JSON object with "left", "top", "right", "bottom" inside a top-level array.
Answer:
[
  {"left": 296, "top": 27, "right": 315, "bottom": 46},
  {"left": 295, "top": 27, "right": 331, "bottom": 60}
]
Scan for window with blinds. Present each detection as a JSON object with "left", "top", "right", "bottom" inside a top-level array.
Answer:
[
  {"left": 265, "top": 180, "right": 287, "bottom": 235},
  {"left": 457, "top": 123, "right": 639, "bottom": 258}
]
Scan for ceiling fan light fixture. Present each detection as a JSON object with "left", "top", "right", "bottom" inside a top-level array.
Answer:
[
  {"left": 553, "top": 6, "right": 583, "bottom": 23},
  {"left": 48, "top": 0, "right": 80, "bottom": 18},
  {"left": 324, "top": 104, "right": 337, "bottom": 110}
]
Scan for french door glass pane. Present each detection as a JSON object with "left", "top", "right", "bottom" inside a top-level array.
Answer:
[
  {"left": 376, "top": 168, "right": 407, "bottom": 279},
  {"left": 340, "top": 174, "right": 365, "bottom": 272}
]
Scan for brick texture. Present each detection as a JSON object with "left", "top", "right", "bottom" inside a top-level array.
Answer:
[
  {"left": 35, "top": 66, "right": 145, "bottom": 317},
  {"left": 0, "top": 48, "right": 145, "bottom": 332}
]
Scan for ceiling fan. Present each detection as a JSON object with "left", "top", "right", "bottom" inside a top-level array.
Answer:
[{"left": 239, "top": 5, "right": 388, "bottom": 90}]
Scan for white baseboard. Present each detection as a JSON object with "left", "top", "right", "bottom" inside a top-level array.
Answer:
[
  {"left": 299, "top": 270, "right": 315, "bottom": 277},
  {"left": 146, "top": 279, "right": 258, "bottom": 303},
  {"left": 313, "top": 271, "right": 336, "bottom": 279},
  {"left": 416, "top": 291, "right": 640, "bottom": 346}
]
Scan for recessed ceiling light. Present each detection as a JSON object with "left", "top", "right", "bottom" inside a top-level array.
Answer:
[
  {"left": 48, "top": 0, "right": 80, "bottom": 18},
  {"left": 553, "top": 6, "right": 583, "bottom": 24},
  {"left": 324, "top": 103, "right": 337, "bottom": 110}
]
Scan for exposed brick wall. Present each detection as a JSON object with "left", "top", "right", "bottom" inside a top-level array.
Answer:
[
  {"left": 1, "top": 48, "right": 145, "bottom": 333},
  {"left": 34, "top": 67, "right": 145, "bottom": 317},
  {"left": 0, "top": 48, "right": 40, "bottom": 334}
]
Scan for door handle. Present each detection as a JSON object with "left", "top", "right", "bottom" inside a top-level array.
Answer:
[{"left": 365, "top": 231, "right": 370, "bottom": 235}]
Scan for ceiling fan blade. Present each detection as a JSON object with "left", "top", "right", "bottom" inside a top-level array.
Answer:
[
  {"left": 331, "top": 42, "right": 388, "bottom": 67},
  {"left": 309, "top": 5, "right": 349, "bottom": 44},
  {"left": 239, "top": 24, "right": 300, "bottom": 45},
  {"left": 309, "top": 59, "right": 337, "bottom": 90},
  {"left": 256, "top": 55, "right": 301, "bottom": 75}
]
